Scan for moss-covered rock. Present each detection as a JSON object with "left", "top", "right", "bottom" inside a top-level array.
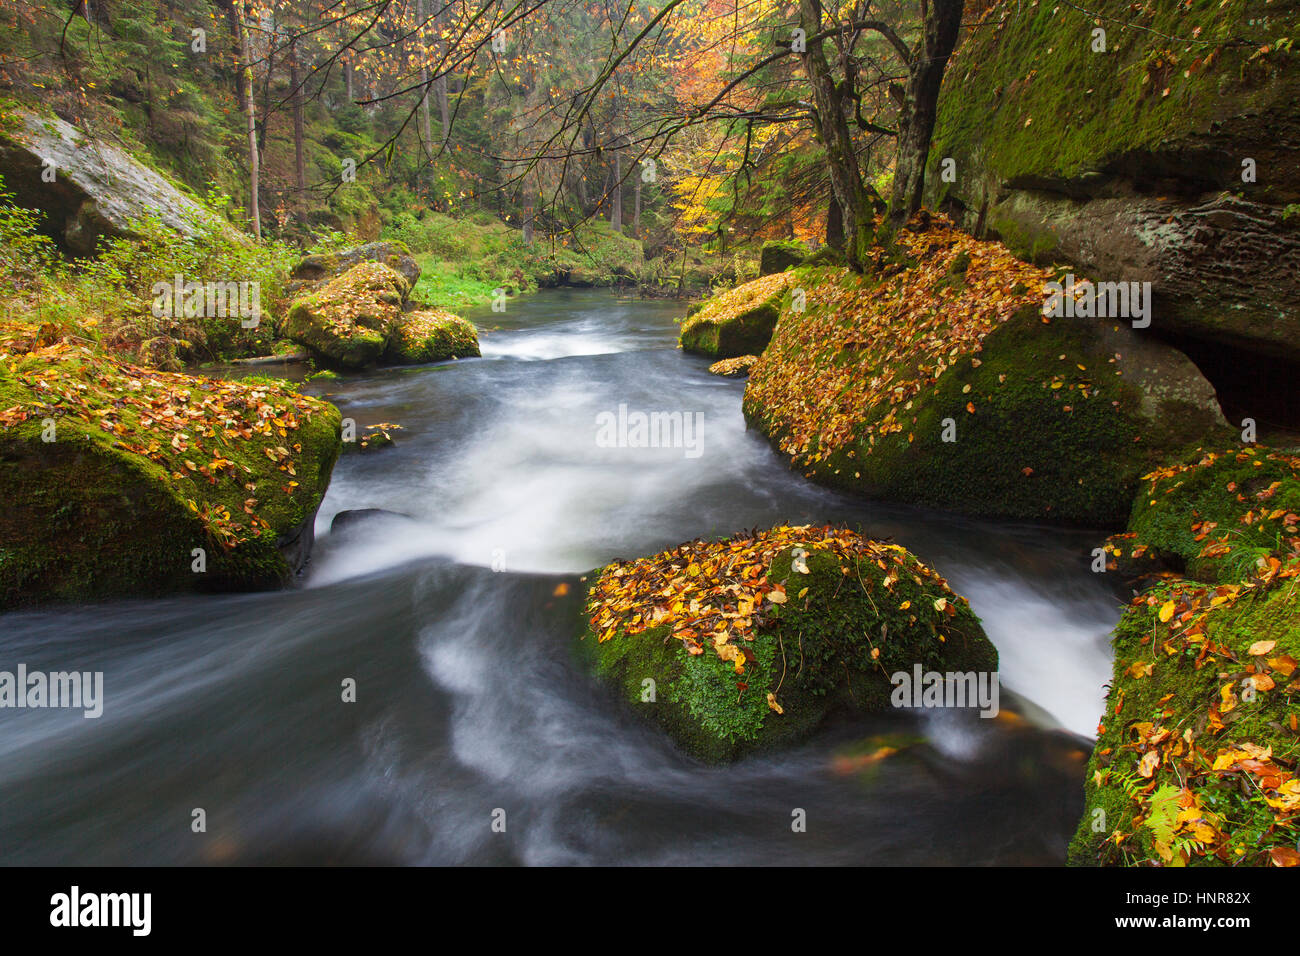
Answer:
[
  {"left": 0, "top": 320, "right": 341, "bottom": 609},
  {"left": 282, "top": 261, "right": 409, "bottom": 369},
  {"left": 383, "top": 308, "right": 480, "bottom": 365},
  {"left": 1071, "top": 441, "right": 1300, "bottom": 867},
  {"left": 929, "top": 0, "right": 1300, "bottom": 360},
  {"left": 1122, "top": 447, "right": 1300, "bottom": 583},
  {"left": 679, "top": 271, "right": 796, "bottom": 358},
  {"left": 287, "top": 240, "right": 421, "bottom": 292},
  {"left": 742, "top": 221, "right": 1230, "bottom": 523},
  {"left": 577, "top": 525, "right": 997, "bottom": 763},
  {"left": 1067, "top": 566, "right": 1300, "bottom": 867},
  {"left": 759, "top": 239, "right": 807, "bottom": 275},
  {"left": 547, "top": 221, "right": 645, "bottom": 287}
]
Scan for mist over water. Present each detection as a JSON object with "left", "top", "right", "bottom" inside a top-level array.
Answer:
[{"left": 0, "top": 288, "right": 1118, "bottom": 865}]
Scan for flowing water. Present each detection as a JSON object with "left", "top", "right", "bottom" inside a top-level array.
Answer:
[{"left": 0, "top": 289, "right": 1121, "bottom": 865}]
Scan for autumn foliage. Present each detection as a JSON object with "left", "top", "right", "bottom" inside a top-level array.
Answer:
[
  {"left": 582, "top": 523, "right": 996, "bottom": 760},
  {"left": 1073, "top": 447, "right": 1300, "bottom": 867},
  {"left": 745, "top": 219, "right": 1051, "bottom": 468}
]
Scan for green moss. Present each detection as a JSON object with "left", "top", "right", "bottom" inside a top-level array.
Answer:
[
  {"left": 1068, "top": 578, "right": 1300, "bottom": 866},
  {"left": 1126, "top": 447, "right": 1300, "bottom": 582},
  {"left": 577, "top": 533, "right": 996, "bottom": 763},
  {"left": 759, "top": 239, "right": 808, "bottom": 275},
  {"left": 745, "top": 262, "right": 1227, "bottom": 522},
  {"left": 283, "top": 262, "right": 409, "bottom": 369},
  {"left": 679, "top": 272, "right": 795, "bottom": 359},
  {"left": 0, "top": 338, "right": 340, "bottom": 608},
  {"left": 383, "top": 309, "right": 481, "bottom": 365},
  {"left": 931, "top": 0, "right": 1300, "bottom": 199}
]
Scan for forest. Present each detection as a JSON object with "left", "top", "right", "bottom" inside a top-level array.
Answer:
[{"left": 0, "top": 0, "right": 1298, "bottom": 895}]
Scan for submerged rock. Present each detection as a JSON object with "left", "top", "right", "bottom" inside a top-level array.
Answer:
[
  {"left": 679, "top": 271, "right": 795, "bottom": 359},
  {"left": 577, "top": 524, "right": 997, "bottom": 763},
  {"left": 384, "top": 308, "right": 480, "bottom": 365},
  {"left": 0, "top": 321, "right": 341, "bottom": 609},
  {"left": 742, "top": 221, "right": 1229, "bottom": 523},
  {"left": 283, "top": 262, "right": 409, "bottom": 369},
  {"left": 329, "top": 508, "right": 416, "bottom": 535}
]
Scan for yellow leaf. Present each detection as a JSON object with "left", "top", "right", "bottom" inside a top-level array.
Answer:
[
  {"left": 1158, "top": 601, "right": 1175, "bottom": 623},
  {"left": 1138, "top": 750, "right": 1160, "bottom": 778}
]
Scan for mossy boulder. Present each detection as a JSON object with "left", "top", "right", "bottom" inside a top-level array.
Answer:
[
  {"left": 383, "top": 309, "right": 480, "bottom": 365},
  {"left": 287, "top": 240, "right": 421, "bottom": 292},
  {"left": 577, "top": 525, "right": 997, "bottom": 763},
  {"left": 928, "top": 0, "right": 1300, "bottom": 360},
  {"left": 742, "top": 222, "right": 1230, "bottom": 523},
  {"left": 0, "top": 321, "right": 341, "bottom": 609},
  {"left": 1122, "top": 447, "right": 1300, "bottom": 584},
  {"left": 1067, "top": 568, "right": 1300, "bottom": 867},
  {"left": 0, "top": 109, "right": 242, "bottom": 255},
  {"left": 759, "top": 239, "right": 808, "bottom": 275},
  {"left": 283, "top": 261, "right": 409, "bottom": 369},
  {"left": 679, "top": 271, "right": 796, "bottom": 358}
]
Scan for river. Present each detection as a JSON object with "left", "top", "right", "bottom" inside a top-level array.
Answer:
[{"left": 0, "top": 289, "right": 1119, "bottom": 864}]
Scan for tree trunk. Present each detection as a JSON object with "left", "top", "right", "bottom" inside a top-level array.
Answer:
[
  {"left": 611, "top": 148, "right": 623, "bottom": 232},
  {"left": 437, "top": 74, "right": 450, "bottom": 145},
  {"left": 797, "top": 0, "right": 879, "bottom": 270},
  {"left": 825, "top": 194, "right": 844, "bottom": 250},
  {"left": 889, "top": 0, "right": 964, "bottom": 225},
  {"left": 522, "top": 177, "right": 535, "bottom": 245},
  {"left": 434, "top": 10, "right": 451, "bottom": 145},
  {"left": 633, "top": 168, "right": 641, "bottom": 239},
  {"left": 344, "top": 54, "right": 354, "bottom": 102},
  {"left": 236, "top": 9, "right": 261, "bottom": 239},
  {"left": 290, "top": 34, "right": 306, "bottom": 203},
  {"left": 258, "top": 22, "right": 274, "bottom": 156},
  {"left": 417, "top": 0, "right": 433, "bottom": 166}
]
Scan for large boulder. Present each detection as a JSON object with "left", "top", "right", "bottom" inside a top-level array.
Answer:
[
  {"left": 383, "top": 308, "right": 480, "bottom": 365},
  {"left": 282, "top": 262, "right": 409, "bottom": 369},
  {"left": 286, "top": 240, "right": 421, "bottom": 294},
  {"left": 759, "top": 239, "right": 808, "bottom": 275},
  {"left": 578, "top": 524, "right": 998, "bottom": 763},
  {"left": 742, "top": 221, "right": 1231, "bottom": 524},
  {"left": 679, "top": 271, "right": 795, "bottom": 358},
  {"left": 1069, "top": 455, "right": 1300, "bottom": 867},
  {"left": 1114, "top": 446, "right": 1300, "bottom": 584},
  {"left": 0, "top": 320, "right": 341, "bottom": 609},
  {"left": 928, "top": 1, "right": 1300, "bottom": 361},
  {"left": 0, "top": 109, "right": 238, "bottom": 255}
]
